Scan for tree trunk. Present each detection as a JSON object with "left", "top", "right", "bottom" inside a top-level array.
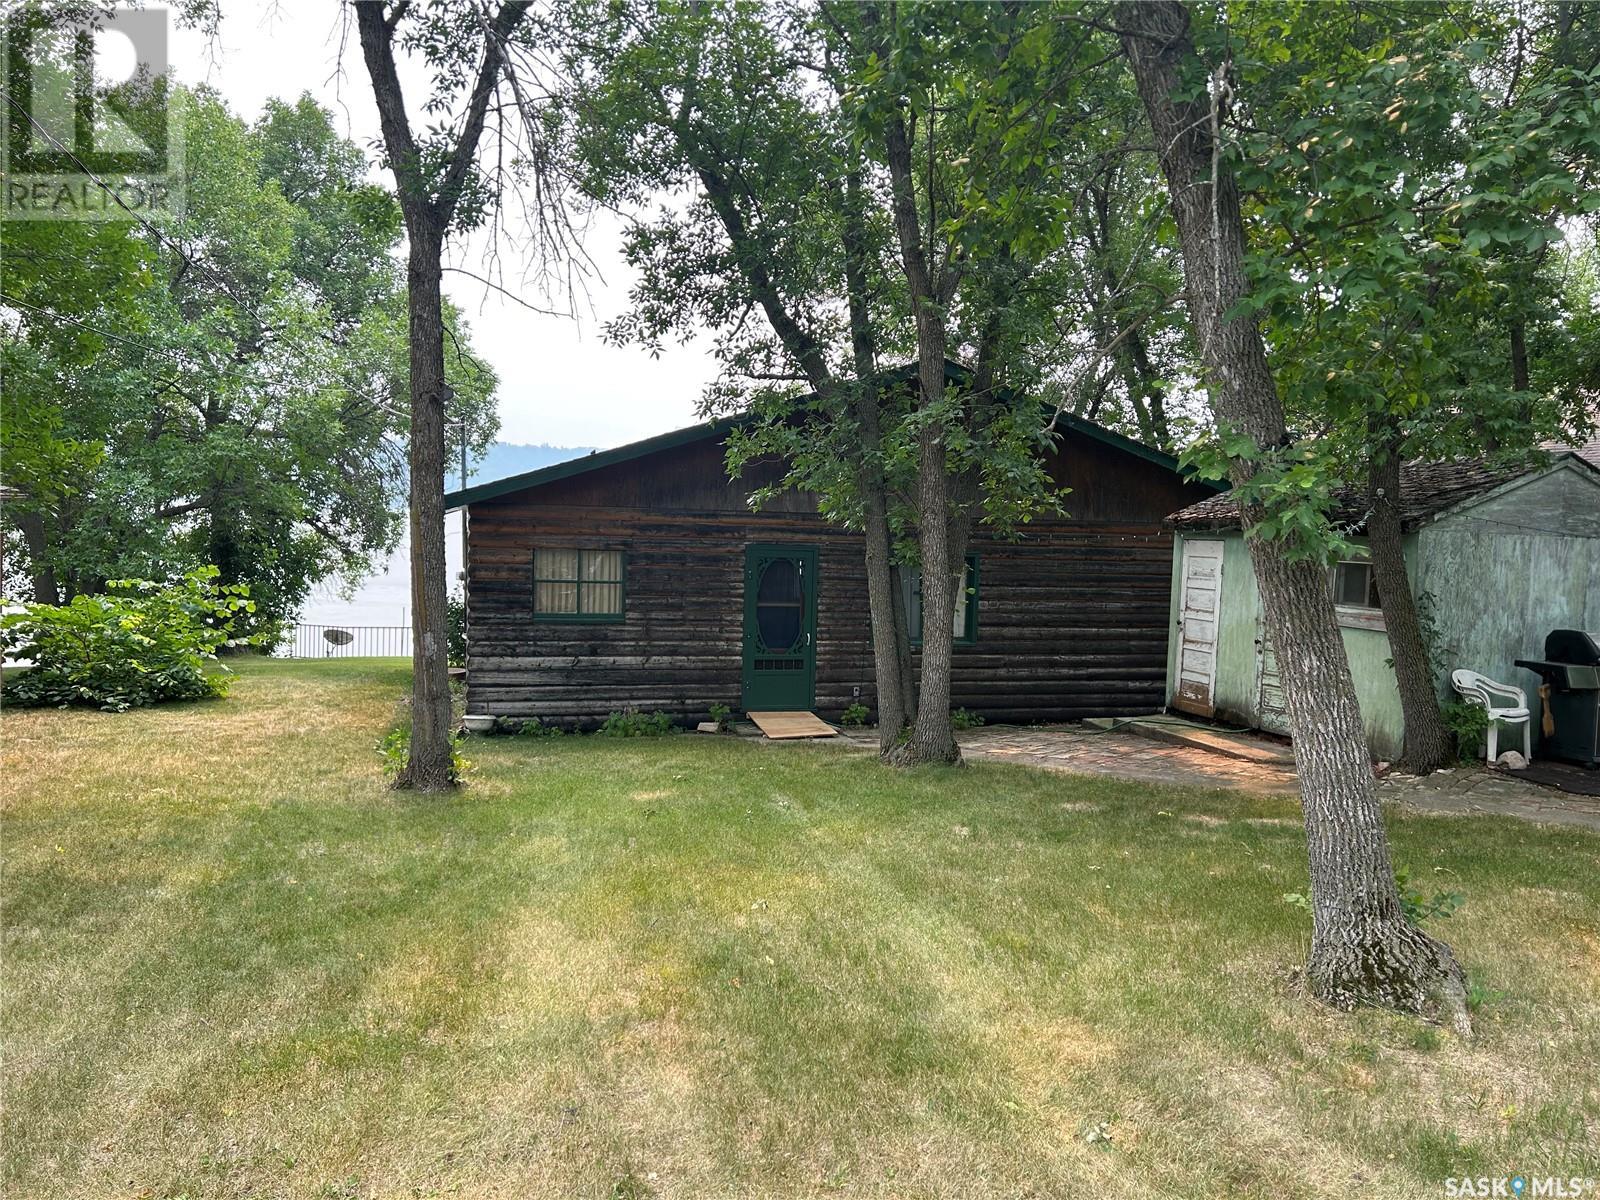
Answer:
[
  {"left": 357, "top": 1, "right": 527, "bottom": 791},
  {"left": 892, "top": 386, "right": 962, "bottom": 766},
  {"left": 841, "top": 160, "right": 913, "bottom": 754},
  {"left": 398, "top": 221, "right": 457, "bottom": 791},
  {"left": 1117, "top": 0, "right": 1469, "bottom": 1032},
  {"left": 1367, "top": 435, "right": 1454, "bottom": 774},
  {"left": 13, "top": 507, "right": 60, "bottom": 605},
  {"left": 881, "top": 105, "right": 961, "bottom": 766}
]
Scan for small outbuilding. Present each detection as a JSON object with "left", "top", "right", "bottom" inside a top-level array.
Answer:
[
  {"left": 446, "top": 392, "right": 1220, "bottom": 730},
  {"left": 1163, "top": 446, "right": 1600, "bottom": 759}
]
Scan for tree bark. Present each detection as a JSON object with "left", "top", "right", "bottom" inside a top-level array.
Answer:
[
  {"left": 1366, "top": 432, "right": 1454, "bottom": 774},
  {"left": 357, "top": 1, "right": 528, "bottom": 790},
  {"left": 842, "top": 161, "right": 914, "bottom": 754},
  {"left": 881, "top": 105, "right": 962, "bottom": 766},
  {"left": 397, "top": 221, "right": 456, "bottom": 790},
  {"left": 13, "top": 507, "right": 61, "bottom": 605},
  {"left": 1117, "top": 0, "right": 1469, "bottom": 1032}
]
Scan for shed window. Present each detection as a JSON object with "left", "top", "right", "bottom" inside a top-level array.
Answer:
[
  {"left": 1331, "top": 560, "right": 1380, "bottom": 610},
  {"left": 534, "top": 549, "right": 624, "bottom": 619},
  {"left": 905, "top": 556, "right": 979, "bottom": 645}
]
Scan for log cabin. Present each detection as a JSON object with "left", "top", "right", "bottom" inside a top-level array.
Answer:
[{"left": 446, "top": 400, "right": 1220, "bottom": 730}]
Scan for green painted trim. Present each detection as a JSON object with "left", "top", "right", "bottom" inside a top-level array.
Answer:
[
  {"left": 908, "top": 553, "right": 980, "bottom": 646},
  {"left": 532, "top": 548, "right": 627, "bottom": 622}
]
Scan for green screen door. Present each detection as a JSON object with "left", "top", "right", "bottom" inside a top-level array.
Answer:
[{"left": 741, "top": 545, "right": 817, "bottom": 711}]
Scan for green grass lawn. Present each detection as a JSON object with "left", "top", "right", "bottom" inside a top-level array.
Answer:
[{"left": 3, "top": 659, "right": 1597, "bottom": 1199}]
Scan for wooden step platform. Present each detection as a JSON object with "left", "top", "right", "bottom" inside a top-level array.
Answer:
[
  {"left": 747, "top": 711, "right": 838, "bottom": 740},
  {"left": 1084, "top": 716, "right": 1295, "bottom": 765}
]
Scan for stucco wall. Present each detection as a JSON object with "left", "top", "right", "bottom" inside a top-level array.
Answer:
[
  {"left": 1165, "top": 532, "right": 1407, "bottom": 760},
  {"left": 1414, "top": 467, "right": 1600, "bottom": 703},
  {"left": 1165, "top": 461, "right": 1600, "bottom": 760}
]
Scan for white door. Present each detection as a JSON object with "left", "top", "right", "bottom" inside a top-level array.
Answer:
[
  {"left": 1256, "top": 623, "right": 1292, "bottom": 735},
  {"left": 1173, "top": 539, "right": 1224, "bottom": 717}
]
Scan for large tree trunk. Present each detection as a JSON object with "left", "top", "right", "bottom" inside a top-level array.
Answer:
[
  {"left": 398, "top": 222, "right": 457, "bottom": 790},
  {"left": 358, "top": 2, "right": 527, "bottom": 791},
  {"left": 12, "top": 507, "right": 60, "bottom": 605},
  {"left": 1367, "top": 435, "right": 1454, "bottom": 774},
  {"left": 881, "top": 106, "right": 961, "bottom": 766},
  {"left": 1118, "top": 0, "right": 1469, "bottom": 1031},
  {"left": 841, "top": 161, "right": 914, "bottom": 754}
]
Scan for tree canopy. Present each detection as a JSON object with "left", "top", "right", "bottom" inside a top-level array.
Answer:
[{"left": 1, "top": 89, "right": 498, "bottom": 637}]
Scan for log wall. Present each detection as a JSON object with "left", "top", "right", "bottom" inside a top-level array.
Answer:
[{"left": 464, "top": 428, "right": 1212, "bottom": 726}]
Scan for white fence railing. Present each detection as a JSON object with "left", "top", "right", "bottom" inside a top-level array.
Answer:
[{"left": 280, "top": 623, "right": 411, "bottom": 659}]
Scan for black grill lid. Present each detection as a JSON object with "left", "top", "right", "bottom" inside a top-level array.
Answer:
[{"left": 1544, "top": 628, "right": 1600, "bottom": 665}]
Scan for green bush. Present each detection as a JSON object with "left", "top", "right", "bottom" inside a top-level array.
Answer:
[
  {"left": 840, "top": 701, "right": 870, "bottom": 728},
  {"left": 0, "top": 566, "right": 255, "bottom": 712},
  {"left": 1394, "top": 865, "right": 1465, "bottom": 924},
  {"left": 515, "top": 717, "right": 564, "bottom": 738},
  {"left": 708, "top": 702, "right": 733, "bottom": 732},
  {"left": 951, "top": 707, "right": 985, "bottom": 730},
  {"left": 446, "top": 590, "right": 467, "bottom": 668},
  {"left": 377, "top": 727, "right": 472, "bottom": 781},
  {"left": 598, "top": 709, "right": 677, "bottom": 737},
  {"left": 1441, "top": 700, "right": 1490, "bottom": 762},
  {"left": 1283, "top": 867, "right": 1463, "bottom": 927}
]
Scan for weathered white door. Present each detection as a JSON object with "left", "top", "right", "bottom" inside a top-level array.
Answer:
[
  {"left": 1256, "top": 623, "right": 1292, "bottom": 735},
  {"left": 1173, "top": 539, "right": 1224, "bottom": 717}
]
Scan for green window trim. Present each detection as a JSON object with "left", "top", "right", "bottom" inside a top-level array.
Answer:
[
  {"left": 906, "top": 554, "right": 980, "bottom": 646},
  {"left": 533, "top": 548, "right": 627, "bottom": 622}
]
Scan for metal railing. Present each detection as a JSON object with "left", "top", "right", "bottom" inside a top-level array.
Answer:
[{"left": 281, "top": 623, "right": 411, "bottom": 659}]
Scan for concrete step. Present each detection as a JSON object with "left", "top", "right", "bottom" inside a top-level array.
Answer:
[{"left": 1083, "top": 716, "right": 1295, "bottom": 766}]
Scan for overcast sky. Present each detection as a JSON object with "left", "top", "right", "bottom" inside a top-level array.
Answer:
[{"left": 167, "top": 1, "right": 716, "bottom": 450}]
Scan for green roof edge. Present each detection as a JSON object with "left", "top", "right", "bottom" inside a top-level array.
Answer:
[{"left": 445, "top": 417, "right": 740, "bottom": 509}]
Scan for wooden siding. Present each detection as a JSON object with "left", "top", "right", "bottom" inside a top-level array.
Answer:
[{"left": 464, "top": 427, "right": 1212, "bottom": 726}]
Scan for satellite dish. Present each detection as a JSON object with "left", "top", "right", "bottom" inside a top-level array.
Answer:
[{"left": 323, "top": 628, "right": 355, "bottom": 647}]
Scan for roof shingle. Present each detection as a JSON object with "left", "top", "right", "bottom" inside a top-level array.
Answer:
[{"left": 1166, "top": 457, "right": 1541, "bottom": 532}]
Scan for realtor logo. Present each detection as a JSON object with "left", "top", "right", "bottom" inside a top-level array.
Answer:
[{"left": 2, "top": 5, "right": 184, "bottom": 220}]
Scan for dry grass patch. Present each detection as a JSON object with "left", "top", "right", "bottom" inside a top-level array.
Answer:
[{"left": 3, "top": 659, "right": 1597, "bottom": 1199}]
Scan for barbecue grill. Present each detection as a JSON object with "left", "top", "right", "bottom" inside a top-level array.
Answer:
[{"left": 1515, "top": 629, "right": 1600, "bottom": 768}]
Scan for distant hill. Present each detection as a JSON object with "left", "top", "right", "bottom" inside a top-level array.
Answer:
[
  {"left": 296, "top": 442, "right": 598, "bottom": 631},
  {"left": 465, "top": 442, "right": 598, "bottom": 486}
]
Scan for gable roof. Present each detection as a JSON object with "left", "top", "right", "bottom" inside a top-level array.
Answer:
[
  {"left": 1166, "top": 451, "right": 1600, "bottom": 534},
  {"left": 446, "top": 365, "right": 1212, "bottom": 509}
]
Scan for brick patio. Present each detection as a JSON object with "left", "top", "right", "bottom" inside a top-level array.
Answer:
[{"left": 830, "top": 722, "right": 1600, "bottom": 832}]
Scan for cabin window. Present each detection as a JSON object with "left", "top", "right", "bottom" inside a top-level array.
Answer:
[
  {"left": 533, "top": 549, "right": 624, "bottom": 620},
  {"left": 905, "top": 556, "right": 979, "bottom": 645},
  {"left": 1330, "top": 560, "right": 1380, "bottom": 610}
]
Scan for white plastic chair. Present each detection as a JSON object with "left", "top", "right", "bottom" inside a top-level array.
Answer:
[{"left": 1451, "top": 669, "right": 1532, "bottom": 764}]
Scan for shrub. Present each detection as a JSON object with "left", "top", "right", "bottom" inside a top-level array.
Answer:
[
  {"left": 708, "top": 702, "right": 733, "bottom": 732},
  {"left": 598, "top": 709, "right": 677, "bottom": 737},
  {"left": 1441, "top": 699, "right": 1490, "bottom": 762},
  {"left": 446, "top": 589, "right": 467, "bottom": 668},
  {"left": 951, "top": 707, "right": 985, "bottom": 730},
  {"left": 377, "top": 727, "right": 472, "bottom": 781},
  {"left": 0, "top": 567, "right": 255, "bottom": 712},
  {"left": 840, "top": 701, "right": 870, "bottom": 728},
  {"left": 1394, "top": 865, "right": 1465, "bottom": 924},
  {"left": 516, "top": 717, "right": 564, "bottom": 738},
  {"left": 1283, "top": 867, "right": 1463, "bottom": 927}
]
